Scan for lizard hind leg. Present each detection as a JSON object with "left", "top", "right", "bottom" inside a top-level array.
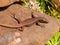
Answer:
[
  {"left": 8, "top": 10, "right": 24, "bottom": 31},
  {"left": 9, "top": 10, "right": 21, "bottom": 24}
]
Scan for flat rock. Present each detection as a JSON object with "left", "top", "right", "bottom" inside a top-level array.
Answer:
[{"left": 0, "top": 4, "right": 60, "bottom": 45}]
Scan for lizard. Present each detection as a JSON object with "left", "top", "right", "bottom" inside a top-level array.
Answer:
[
  {"left": 0, "top": 17, "right": 48, "bottom": 29},
  {"left": 0, "top": 11, "right": 48, "bottom": 31}
]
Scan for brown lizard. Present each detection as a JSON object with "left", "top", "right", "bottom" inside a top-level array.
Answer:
[{"left": 0, "top": 17, "right": 48, "bottom": 29}]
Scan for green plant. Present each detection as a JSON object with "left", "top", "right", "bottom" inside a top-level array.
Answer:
[{"left": 36, "top": 0, "right": 60, "bottom": 21}]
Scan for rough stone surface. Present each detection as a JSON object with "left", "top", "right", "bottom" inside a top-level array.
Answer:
[{"left": 0, "top": 4, "right": 60, "bottom": 45}]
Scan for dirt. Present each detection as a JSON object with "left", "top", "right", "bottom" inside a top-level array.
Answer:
[{"left": 0, "top": 1, "right": 60, "bottom": 45}]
